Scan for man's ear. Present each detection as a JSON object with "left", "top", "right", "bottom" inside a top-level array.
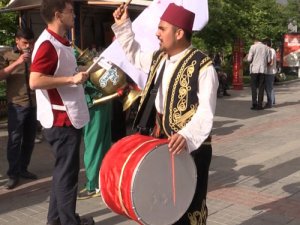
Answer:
[
  {"left": 54, "top": 11, "right": 62, "bottom": 21},
  {"left": 176, "top": 29, "right": 184, "bottom": 40}
]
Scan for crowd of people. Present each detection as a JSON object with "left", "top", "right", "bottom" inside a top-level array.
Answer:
[{"left": 0, "top": 0, "right": 283, "bottom": 224}]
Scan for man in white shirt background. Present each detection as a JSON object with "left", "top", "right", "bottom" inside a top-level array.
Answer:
[{"left": 247, "top": 37, "right": 271, "bottom": 110}]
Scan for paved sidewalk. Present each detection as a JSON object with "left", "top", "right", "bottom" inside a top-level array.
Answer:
[{"left": 1, "top": 80, "right": 300, "bottom": 225}]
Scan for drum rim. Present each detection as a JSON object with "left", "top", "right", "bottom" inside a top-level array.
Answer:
[{"left": 118, "top": 138, "right": 161, "bottom": 219}]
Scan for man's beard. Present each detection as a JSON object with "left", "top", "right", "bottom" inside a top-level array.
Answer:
[{"left": 159, "top": 43, "right": 166, "bottom": 52}]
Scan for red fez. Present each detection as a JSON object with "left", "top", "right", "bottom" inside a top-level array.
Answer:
[{"left": 161, "top": 3, "right": 195, "bottom": 33}]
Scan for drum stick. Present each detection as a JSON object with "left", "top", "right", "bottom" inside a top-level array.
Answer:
[
  {"left": 86, "top": 56, "right": 102, "bottom": 74},
  {"left": 171, "top": 153, "right": 176, "bottom": 205},
  {"left": 119, "top": 0, "right": 132, "bottom": 17},
  {"left": 124, "top": 0, "right": 132, "bottom": 7}
]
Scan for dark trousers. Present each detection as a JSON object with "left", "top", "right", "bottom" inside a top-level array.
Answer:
[
  {"left": 44, "top": 126, "right": 82, "bottom": 225},
  {"left": 111, "top": 99, "right": 126, "bottom": 142},
  {"left": 250, "top": 73, "right": 265, "bottom": 107},
  {"left": 173, "top": 144, "right": 212, "bottom": 225},
  {"left": 7, "top": 103, "right": 37, "bottom": 178}
]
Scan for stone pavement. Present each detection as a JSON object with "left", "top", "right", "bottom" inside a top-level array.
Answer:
[{"left": 1, "top": 80, "right": 300, "bottom": 225}]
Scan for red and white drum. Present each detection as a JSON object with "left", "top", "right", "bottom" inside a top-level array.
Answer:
[{"left": 100, "top": 134, "right": 197, "bottom": 225}]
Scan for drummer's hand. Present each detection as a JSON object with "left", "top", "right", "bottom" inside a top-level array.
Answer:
[
  {"left": 72, "top": 72, "right": 89, "bottom": 85},
  {"left": 168, "top": 133, "right": 187, "bottom": 155},
  {"left": 113, "top": 3, "right": 129, "bottom": 25}
]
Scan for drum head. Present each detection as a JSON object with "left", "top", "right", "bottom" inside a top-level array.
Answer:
[{"left": 131, "top": 144, "right": 197, "bottom": 225}]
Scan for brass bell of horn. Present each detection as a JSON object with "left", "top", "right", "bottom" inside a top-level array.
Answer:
[
  {"left": 88, "top": 59, "right": 128, "bottom": 106},
  {"left": 72, "top": 43, "right": 94, "bottom": 67},
  {"left": 82, "top": 54, "right": 141, "bottom": 110},
  {"left": 90, "top": 64, "right": 127, "bottom": 97},
  {"left": 122, "top": 83, "right": 141, "bottom": 111}
]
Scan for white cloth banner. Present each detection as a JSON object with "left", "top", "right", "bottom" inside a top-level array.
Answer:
[{"left": 100, "top": 0, "right": 209, "bottom": 89}]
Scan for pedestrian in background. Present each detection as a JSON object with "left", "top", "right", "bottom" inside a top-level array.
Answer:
[
  {"left": 263, "top": 38, "right": 276, "bottom": 108},
  {"left": 0, "top": 27, "right": 37, "bottom": 190},
  {"left": 247, "top": 37, "right": 270, "bottom": 110}
]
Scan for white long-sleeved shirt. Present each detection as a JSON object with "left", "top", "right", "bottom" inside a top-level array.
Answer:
[
  {"left": 247, "top": 41, "right": 270, "bottom": 74},
  {"left": 112, "top": 19, "right": 219, "bottom": 152}
]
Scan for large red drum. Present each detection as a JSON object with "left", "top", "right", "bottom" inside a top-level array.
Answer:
[{"left": 99, "top": 134, "right": 197, "bottom": 225}]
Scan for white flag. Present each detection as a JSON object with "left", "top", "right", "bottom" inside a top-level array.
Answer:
[{"left": 100, "top": 0, "right": 209, "bottom": 89}]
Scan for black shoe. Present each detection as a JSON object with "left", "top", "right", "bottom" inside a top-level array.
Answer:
[
  {"left": 251, "top": 105, "right": 257, "bottom": 110},
  {"left": 5, "top": 177, "right": 19, "bottom": 189},
  {"left": 79, "top": 217, "right": 95, "bottom": 225},
  {"left": 223, "top": 92, "right": 231, "bottom": 96},
  {"left": 256, "top": 106, "right": 264, "bottom": 110},
  {"left": 46, "top": 219, "right": 61, "bottom": 225},
  {"left": 20, "top": 170, "right": 38, "bottom": 180},
  {"left": 75, "top": 215, "right": 95, "bottom": 225}
]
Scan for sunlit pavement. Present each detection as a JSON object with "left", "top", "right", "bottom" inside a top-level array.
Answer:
[{"left": 1, "top": 79, "right": 300, "bottom": 225}]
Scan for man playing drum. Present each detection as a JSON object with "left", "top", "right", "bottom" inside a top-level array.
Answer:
[{"left": 112, "top": 3, "right": 218, "bottom": 225}]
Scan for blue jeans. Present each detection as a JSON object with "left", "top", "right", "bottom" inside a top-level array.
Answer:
[
  {"left": 7, "top": 103, "right": 37, "bottom": 178},
  {"left": 265, "top": 74, "right": 275, "bottom": 106}
]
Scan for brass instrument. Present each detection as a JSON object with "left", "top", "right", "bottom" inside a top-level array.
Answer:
[
  {"left": 73, "top": 44, "right": 94, "bottom": 67},
  {"left": 122, "top": 83, "right": 141, "bottom": 111},
  {"left": 73, "top": 44, "right": 141, "bottom": 110}
]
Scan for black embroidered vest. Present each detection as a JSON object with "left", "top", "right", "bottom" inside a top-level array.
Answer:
[{"left": 134, "top": 48, "right": 212, "bottom": 136}]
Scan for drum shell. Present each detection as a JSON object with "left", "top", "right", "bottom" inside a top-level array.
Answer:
[{"left": 100, "top": 134, "right": 197, "bottom": 225}]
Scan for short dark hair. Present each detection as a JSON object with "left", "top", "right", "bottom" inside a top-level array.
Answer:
[
  {"left": 41, "top": 0, "right": 73, "bottom": 23},
  {"left": 15, "top": 27, "right": 34, "bottom": 40},
  {"left": 262, "top": 38, "right": 272, "bottom": 47},
  {"left": 184, "top": 30, "right": 193, "bottom": 42}
]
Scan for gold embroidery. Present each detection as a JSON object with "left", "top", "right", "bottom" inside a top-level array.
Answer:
[
  {"left": 200, "top": 61, "right": 212, "bottom": 74},
  {"left": 176, "top": 107, "right": 196, "bottom": 128},
  {"left": 188, "top": 200, "right": 208, "bottom": 225},
  {"left": 168, "top": 49, "right": 199, "bottom": 132},
  {"left": 200, "top": 56, "right": 211, "bottom": 67}
]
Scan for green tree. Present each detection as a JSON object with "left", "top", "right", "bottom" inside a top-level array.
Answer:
[
  {"left": 191, "top": 0, "right": 299, "bottom": 76},
  {"left": 193, "top": 0, "right": 286, "bottom": 53},
  {"left": 0, "top": 0, "right": 18, "bottom": 46},
  {"left": 282, "top": 0, "right": 300, "bottom": 33}
]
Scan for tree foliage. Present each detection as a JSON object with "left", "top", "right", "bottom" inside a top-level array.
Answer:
[
  {"left": 0, "top": 0, "right": 18, "bottom": 46},
  {"left": 193, "top": 0, "right": 299, "bottom": 56}
]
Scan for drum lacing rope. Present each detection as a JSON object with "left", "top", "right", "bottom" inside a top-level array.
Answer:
[{"left": 118, "top": 139, "right": 159, "bottom": 217}]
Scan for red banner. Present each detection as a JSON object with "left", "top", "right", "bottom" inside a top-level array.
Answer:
[
  {"left": 282, "top": 33, "right": 300, "bottom": 67},
  {"left": 232, "top": 39, "right": 244, "bottom": 90}
]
